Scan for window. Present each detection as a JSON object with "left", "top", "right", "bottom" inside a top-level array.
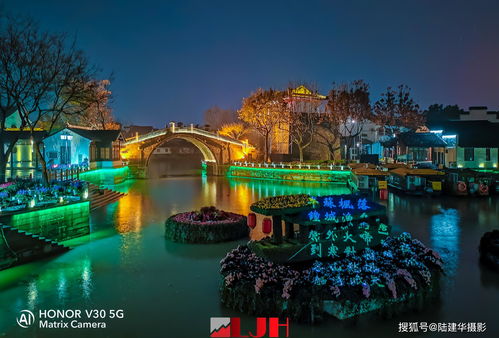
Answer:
[
  {"left": 100, "top": 147, "right": 111, "bottom": 160},
  {"left": 486, "top": 148, "right": 491, "bottom": 161},
  {"left": 464, "top": 148, "right": 474, "bottom": 161}
]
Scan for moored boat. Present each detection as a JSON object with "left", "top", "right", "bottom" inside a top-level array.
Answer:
[
  {"left": 388, "top": 168, "right": 445, "bottom": 196},
  {"left": 444, "top": 169, "right": 494, "bottom": 197},
  {"left": 352, "top": 167, "right": 389, "bottom": 193}
]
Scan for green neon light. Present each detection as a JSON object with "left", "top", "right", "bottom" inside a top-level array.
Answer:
[
  {"left": 11, "top": 201, "right": 90, "bottom": 225},
  {"left": 201, "top": 162, "right": 208, "bottom": 176},
  {"left": 473, "top": 169, "right": 499, "bottom": 174},
  {"left": 227, "top": 165, "right": 355, "bottom": 186},
  {"left": 79, "top": 166, "right": 130, "bottom": 185},
  {"left": 228, "top": 165, "right": 352, "bottom": 175},
  {"left": 227, "top": 176, "right": 352, "bottom": 195}
]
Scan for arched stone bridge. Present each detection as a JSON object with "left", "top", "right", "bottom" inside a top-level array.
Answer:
[{"left": 121, "top": 123, "right": 253, "bottom": 178}]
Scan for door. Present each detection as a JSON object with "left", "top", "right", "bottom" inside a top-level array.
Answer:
[{"left": 60, "top": 145, "right": 71, "bottom": 164}]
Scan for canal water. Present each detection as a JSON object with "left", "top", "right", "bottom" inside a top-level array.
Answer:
[{"left": 0, "top": 176, "right": 498, "bottom": 338}]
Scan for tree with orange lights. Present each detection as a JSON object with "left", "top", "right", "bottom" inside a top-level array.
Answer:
[{"left": 238, "top": 88, "right": 288, "bottom": 162}]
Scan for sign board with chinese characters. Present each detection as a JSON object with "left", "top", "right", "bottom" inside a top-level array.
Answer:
[
  {"left": 283, "top": 195, "right": 386, "bottom": 226},
  {"left": 248, "top": 195, "right": 390, "bottom": 263}
]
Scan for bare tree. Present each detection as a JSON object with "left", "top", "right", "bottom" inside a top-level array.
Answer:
[
  {"left": 326, "top": 80, "right": 371, "bottom": 161},
  {"left": 281, "top": 111, "right": 317, "bottom": 162},
  {"left": 315, "top": 113, "right": 342, "bottom": 160},
  {"left": 203, "top": 106, "right": 237, "bottom": 131},
  {"left": 282, "top": 83, "right": 323, "bottom": 162},
  {"left": 238, "top": 88, "right": 288, "bottom": 162},
  {"left": 0, "top": 17, "right": 105, "bottom": 183},
  {"left": 373, "top": 85, "right": 424, "bottom": 137}
]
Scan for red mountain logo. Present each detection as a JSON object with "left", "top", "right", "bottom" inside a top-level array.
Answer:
[{"left": 210, "top": 318, "right": 231, "bottom": 337}]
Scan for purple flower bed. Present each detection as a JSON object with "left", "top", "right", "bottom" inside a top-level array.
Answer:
[
  {"left": 172, "top": 206, "right": 244, "bottom": 225},
  {"left": 165, "top": 207, "right": 248, "bottom": 243},
  {"left": 220, "top": 232, "right": 443, "bottom": 322}
]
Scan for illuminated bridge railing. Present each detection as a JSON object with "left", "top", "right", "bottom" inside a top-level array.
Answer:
[
  {"left": 232, "top": 161, "right": 353, "bottom": 171},
  {"left": 124, "top": 124, "right": 251, "bottom": 148}
]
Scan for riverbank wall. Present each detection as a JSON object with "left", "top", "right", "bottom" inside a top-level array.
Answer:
[
  {"left": 0, "top": 201, "right": 90, "bottom": 242},
  {"left": 227, "top": 164, "right": 358, "bottom": 188},
  {"left": 80, "top": 166, "right": 130, "bottom": 186}
]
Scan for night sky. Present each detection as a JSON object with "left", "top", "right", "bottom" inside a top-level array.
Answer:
[{"left": 4, "top": 0, "right": 499, "bottom": 127}]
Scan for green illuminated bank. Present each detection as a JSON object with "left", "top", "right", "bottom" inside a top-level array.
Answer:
[{"left": 227, "top": 165, "right": 358, "bottom": 189}]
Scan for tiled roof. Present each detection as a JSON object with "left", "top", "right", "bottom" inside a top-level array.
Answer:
[
  {"left": 68, "top": 128, "right": 122, "bottom": 143},
  {"left": 397, "top": 132, "right": 447, "bottom": 148}
]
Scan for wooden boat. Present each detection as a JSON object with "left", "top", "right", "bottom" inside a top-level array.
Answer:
[
  {"left": 443, "top": 169, "right": 471, "bottom": 196},
  {"left": 469, "top": 170, "right": 494, "bottom": 196},
  {"left": 382, "top": 163, "right": 409, "bottom": 170},
  {"left": 445, "top": 169, "right": 494, "bottom": 196},
  {"left": 352, "top": 167, "right": 389, "bottom": 192},
  {"left": 388, "top": 168, "right": 445, "bottom": 196}
]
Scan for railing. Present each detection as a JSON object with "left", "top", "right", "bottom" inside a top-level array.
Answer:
[
  {"left": 231, "top": 161, "right": 353, "bottom": 171},
  {"left": 124, "top": 123, "right": 251, "bottom": 148},
  {"left": 47, "top": 166, "right": 90, "bottom": 181}
]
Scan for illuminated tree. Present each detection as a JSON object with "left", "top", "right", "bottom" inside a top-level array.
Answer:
[
  {"left": 71, "top": 79, "right": 118, "bottom": 130},
  {"left": 238, "top": 88, "right": 288, "bottom": 162},
  {"left": 373, "top": 85, "right": 424, "bottom": 137},
  {"left": 218, "top": 122, "right": 247, "bottom": 140},
  {"left": 0, "top": 17, "right": 106, "bottom": 183}
]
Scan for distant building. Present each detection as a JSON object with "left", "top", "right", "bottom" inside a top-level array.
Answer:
[
  {"left": 272, "top": 85, "right": 327, "bottom": 161},
  {"left": 382, "top": 131, "right": 447, "bottom": 166},
  {"left": 433, "top": 121, "right": 498, "bottom": 169},
  {"left": 459, "top": 106, "right": 499, "bottom": 123},
  {"left": 2, "top": 110, "right": 46, "bottom": 179},
  {"left": 122, "top": 125, "right": 157, "bottom": 139},
  {"left": 152, "top": 139, "right": 198, "bottom": 156}
]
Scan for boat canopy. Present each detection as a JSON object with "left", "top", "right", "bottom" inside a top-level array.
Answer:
[{"left": 390, "top": 168, "right": 445, "bottom": 177}]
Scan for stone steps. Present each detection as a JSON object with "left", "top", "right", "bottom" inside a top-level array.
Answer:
[
  {"left": 88, "top": 183, "right": 127, "bottom": 211},
  {"left": 0, "top": 224, "right": 69, "bottom": 269}
]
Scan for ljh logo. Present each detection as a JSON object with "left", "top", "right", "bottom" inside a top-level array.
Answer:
[{"left": 210, "top": 317, "right": 289, "bottom": 337}]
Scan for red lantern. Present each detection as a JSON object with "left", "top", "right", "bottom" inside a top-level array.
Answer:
[
  {"left": 379, "top": 188, "right": 388, "bottom": 200},
  {"left": 247, "top": 213, "right": 256, "bottom": 228},
  {"left": 262, "top": 218, "right": 272, "bottom": 234}
]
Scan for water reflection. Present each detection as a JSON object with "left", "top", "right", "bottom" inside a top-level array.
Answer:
[
  {"left": 1, "top": 177, "right": 498, "bottom": 338},
  {"left": 81, "top": 259, "right": 93, "bottom": 299},
  {"left": 225, "top": 177, "right": 351, "bottom": 215},
  {"left": 431, "top": 208, "right": 460, "bottom": 284},
  {"left": 26, "top": 280, "right": 38, "bottom": 310}
]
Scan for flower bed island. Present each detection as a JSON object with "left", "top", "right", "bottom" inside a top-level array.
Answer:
[
  {"left": 165, "top": 206, "right": 248, "bottom": 243},
  {"left": 219, "top": 194, "right": 444, "bottom": 323}
]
